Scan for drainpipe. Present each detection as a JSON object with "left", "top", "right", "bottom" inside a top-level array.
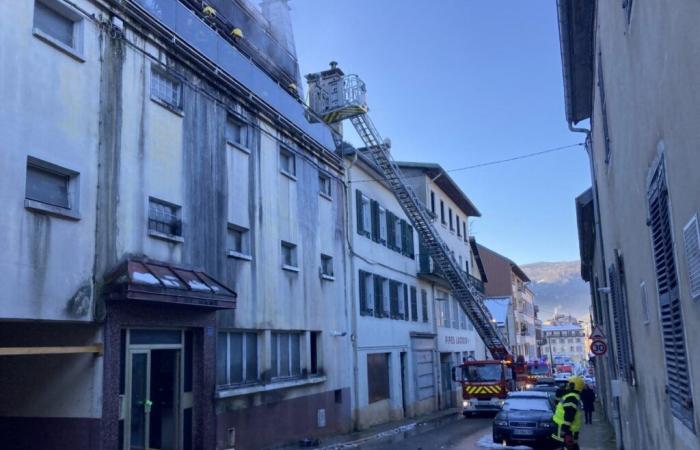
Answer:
[{"left": 570, "top": 122, "right": 623, "bottom": 450}]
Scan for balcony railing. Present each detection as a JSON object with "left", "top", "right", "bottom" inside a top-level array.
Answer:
[{"left": 418, "top": 254, "right": 485, "bottom": 294}]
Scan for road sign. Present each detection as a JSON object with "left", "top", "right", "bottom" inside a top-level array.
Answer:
[
  {"left": 590, "top": 325, "right": 606, "bottom": 340},
  {"left": 590, "top": 339, "right": 608, "bottom": 356}
]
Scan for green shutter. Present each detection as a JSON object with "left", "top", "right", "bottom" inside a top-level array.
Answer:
[
  {"left": 371, "top": 200, "right": 380, "bottom": 241},
  {"left": 387, "top": 211, "right": 395, "bottom": 248},
  {"left": 359, "top": 270, "right": 367, "bottom": 314},
  {"left": 406, "top": 225, "right": 415, "bottom": 258},
  {"left": 403, "top": 284, "right": 409, "bottom": 320}
]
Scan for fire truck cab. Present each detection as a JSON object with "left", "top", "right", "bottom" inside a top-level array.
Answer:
[{"left": 452, "top": 360, "right": 516, "bottom": 413}]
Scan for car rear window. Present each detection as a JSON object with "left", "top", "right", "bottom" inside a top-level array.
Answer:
[{"left": 502, "top": 398, "right": 551, "bottom": 412}]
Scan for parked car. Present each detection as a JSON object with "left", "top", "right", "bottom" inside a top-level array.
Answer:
[
  {"left": 492, "top": 392, "right": 556, "bottom": 448},
  {"left": 530, "top": 384, "right": 559, "bottom": 403}
]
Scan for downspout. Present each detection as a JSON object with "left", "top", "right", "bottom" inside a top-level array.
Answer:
[
  {"left": 572, "top": 122, "right": 623, "bottom": 450},
  {"left": 343, "top": 153, "right": 361, "bottom": 430}
]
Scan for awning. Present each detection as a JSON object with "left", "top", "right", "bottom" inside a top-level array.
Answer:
[{"left": 104, "top": 258, "right": 237, "bottom": 310}]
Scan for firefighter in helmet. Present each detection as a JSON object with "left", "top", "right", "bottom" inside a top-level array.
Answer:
[{"left": 551, "top": 375, "right": 584, "bottom": 449}]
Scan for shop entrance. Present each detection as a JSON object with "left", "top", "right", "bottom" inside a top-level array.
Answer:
[{"left": 124, "top": 330, "right": 186, "bottom": 450}]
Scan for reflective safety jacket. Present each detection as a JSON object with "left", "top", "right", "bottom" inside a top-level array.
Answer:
[{"left": 551, "top": 391, "right": 582, "bottom": 442}]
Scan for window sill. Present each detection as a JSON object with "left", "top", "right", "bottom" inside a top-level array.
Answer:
[
  {"left": 319, "top": 192, "right": 332, "bottom": 201},
  {"left": 25, "top": 199, "right": 80, "bottom": 221},
  {"left": 150, "top": 96, "right": 184, "bottom": 117},
  {"left": 148, "top": 229, "right": 184, "bottom": 244},
  {"left": 282, "top": 264, "right": 300, "bottom": 273},
  {"left": 216, "top": 375, "right": 327, "bottom": 398},
  {"left": 33, "top": 29, "right": 85, "bottom": 63},
  {"left": 280, "top": 170, "right": 297, "bottom": 181},
  {"left": 320, "top": 274, "right": 335, "bottom": 281},
  {"left": 227, "top": 250, "right": 252, "bottom": 261},
  {"left": 226, "top": 141, "right": 252, "bottom": 155}
]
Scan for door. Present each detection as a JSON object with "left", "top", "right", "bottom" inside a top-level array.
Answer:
[
  {"left": 440, "top": 353, "right": 453, "bottom": 409},
  {"left": 400, "top": 352, "right": 408, "bottom": 417},
  {"left": 126, "top": 348, "right": 181, "bottom": 450}
]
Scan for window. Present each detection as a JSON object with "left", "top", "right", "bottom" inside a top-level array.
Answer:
[
  {"left": 319, "top": 172, "right": 332, "bottom": 198},
  {"left": 647, "top": 158, "right": 693, "bottom": 429},
  {"left": 410, "top": 287, "right": 418, "bottom": 322},
  {"left": 25, "top": 158, "right": 79, "bottom": 218},
  {"left": 430, "top": 191, "right": 436, "bottom": 215},
  {"left": 320, "top": 254, "right": 334, "bottom": 279},
  {"left": 387, "top": 211, "right": 396, "bottom": 248},
  {"left": 682, "top": 215, "right": 700, "bottom": 299},
  {"left": 421, "top": 289, "right": 429, "bottom": 323},
  {"left": 148, "top": 198, "right": 182, "bottom": 238},
  {"left": 402, "top": 222, "right": 415, "bottom": 258},
  {"left": 373, "top": 276, "right": 389, "bottom": 318},
  {"left": 151, "top": 68, "right": 182, "bottom": 110},
  {"left": 33, "top": 0, "right": 83, "bottom": 57},
  {"left": 608, "top": 251, "right": 635, "bottom": 384},
  {"left": 279, "top": 146, "right": 296, "bottom": 177},
  {"left": 281, "top": 241, "right": 298, "bottom": 270},
  {"left": 460, "top": 309, "right": 467, "bottom": 330},
  {"left": 359, "top": 270, "right": 374, "bottom": 316},
  {"left": 356, "top": 190, "right": 371, "bottom": 237},
  {"left": 449, "top": 208, "right": 454, "bottom": 231},
  {"left": 271, "top": 332, "right": 302, "bottom": 379},
  {"left": 456, "top": 215, "right": 461, "bottom": 237},
  {"left": 437, "top": 293, "right": 450, "bottom": 327},
  {"left": 226, "top": 116, "right": 251, "bottom": 150},
  {"left": 217, "top": 332, "right": 258, "bottom": 386},
  {"left": 452, "top": 297, "right": 459, "bottom": 329},
  {"left": 597, "top": 52, "right": 612, "bottom": 165},
  {"left": 393, "top": 216, "right": 402, "bottom": 252},
  {"left": 227, "top": 224, "right": 250, "bottom": 259},
  {"left": 463, "top": 222, "right": 468, "bottom": 242},
  {"left": 440, "top": 200, "right": 446, "bottom": 224},
  {"left": 367, "top": 353, "right": 390, "bottom": 403},
  {"left": 378, "top": 206, "right": 388, "bottom": 244}
]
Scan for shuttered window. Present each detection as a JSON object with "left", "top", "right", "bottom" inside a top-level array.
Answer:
[
  {"left": 370, "top": 200, "right": 380, "bottom": 242},
  {"left": 410, "top": 286, "right": 418, "bottom": 322},
  {"left": 358, "top": 270, "right": 373, "bottom": 316},
  {"left": 387, "top": 211, "right": 396, "bottom": 248},
  {"left": 598, "top": 52, "right": 612, "bottom": 164},
  {"left": 421, "top": 289, "right": 429, "bottom": 323},
  {"left": 389, "top": 281, "right": 400, "bottom": 319},
  {"left": 647, "top": 158, "right": 694, "bottom": 430},
  {"left": 356, "top": 189, "right": 371, "bottom": 237},
  {"left": 607, "top": 251, "right": 635, "bottom": 384},
  {"left": 682, "top": 215, "right": 700, "bottom": 299},
  {"left": 402, "top": 284, "right": 409, "bottom": 321},
  {"left": 373, "top": 276, "right": 388, "bottom": 318}
]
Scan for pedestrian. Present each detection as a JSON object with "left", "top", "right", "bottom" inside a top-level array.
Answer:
[
  {"left": 581, "top": 384, "right": 596, "bottom": 424},
  {"left": 551, "top": 375, "right": 584, "bottom": 450}
]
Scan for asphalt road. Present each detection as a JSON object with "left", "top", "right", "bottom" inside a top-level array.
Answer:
[{"left": 358, "top": 414, "right": 495, "bottom": 450}]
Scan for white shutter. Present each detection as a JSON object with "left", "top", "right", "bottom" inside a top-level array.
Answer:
[{"left": 682, "top": 215, "right": 700, "bottom": 299}]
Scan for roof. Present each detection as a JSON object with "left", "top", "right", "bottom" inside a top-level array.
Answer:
[
  {"left": 477, "top": 244, "right": 531, "bottom": 297},
  {"left": 557, "top": 0, "right": 596, "bottom": 124},
  {"left": 104, "top": 257, "right": 237, "bottom": 310},
  {"left": 395, "top": 161, "right": 481, "bottom": 217},
  {"left": 543, "top": 324, "right": 583, "bottom": 332},
  {"left": 484, "top": 297, "right": 511, "bottom": 326},
  {"left": 576, "top": 188, "right": 595, "bottom": 282}
]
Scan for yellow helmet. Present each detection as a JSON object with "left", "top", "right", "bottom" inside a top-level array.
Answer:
[{"left": 568, "top": 375, "right": 585, "bottom": 392}]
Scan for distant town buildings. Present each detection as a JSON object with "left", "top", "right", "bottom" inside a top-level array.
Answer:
[{"left": 542, "top": 323, "right": 588, "bottom": 364}]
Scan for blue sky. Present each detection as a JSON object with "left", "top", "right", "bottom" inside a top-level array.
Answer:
[{"left": 290, "top": 1, "right": 591, "bottom": 265}]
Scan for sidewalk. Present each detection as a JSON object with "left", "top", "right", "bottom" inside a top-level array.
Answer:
[
  {"left": 269, "top": 408, "right": 461, "bottom": 449},
  {"left": 578, "top": 407, "right": 616, "bottom": 450}
]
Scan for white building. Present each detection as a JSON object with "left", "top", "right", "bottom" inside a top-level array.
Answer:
[
  {"left": 542, "top": 324, "right": 588, "bottom": 364},
  {"left": 344, "top": 148, "right": 438, "bottom": 429}
]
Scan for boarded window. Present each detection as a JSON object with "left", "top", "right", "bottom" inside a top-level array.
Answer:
[
  {"left": 367, "top": 353, "right": 390, "bottom": 403},
  {"left": 648, "top": 158, "right": 694, "bottom": 430},
  {"left": 682, "top": 215, "right": 700, "bottom": 299}
]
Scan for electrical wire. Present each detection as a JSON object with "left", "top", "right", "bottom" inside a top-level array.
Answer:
[{"left": 349, "top": 143, "right": 584, "bottom": 184}]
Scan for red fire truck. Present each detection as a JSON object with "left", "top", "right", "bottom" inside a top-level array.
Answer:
[{"left": 453, "top": 359, "right": 520, "bottom": 413}]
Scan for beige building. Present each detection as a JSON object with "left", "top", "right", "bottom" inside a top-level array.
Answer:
[{"left": 560, "top": 0, "right": 700, "bottom": 448}]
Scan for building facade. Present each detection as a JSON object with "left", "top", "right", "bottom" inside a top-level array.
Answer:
[
  {"left": 560, "top": 0, "right": 700, "bottom": 448},
  {"left": 0, "top": 1, "right": 352, "bottom": 449},
  {"left": 478, "top": 245, "right": 538, "bottom": 361},
  {"left": 542, "top": 324, "right": 588, "bottom": 364},
  {"left": 397, "top": 162, "right": 488, "bottom": 409}
]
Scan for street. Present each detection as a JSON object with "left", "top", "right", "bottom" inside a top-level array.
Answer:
[{"left": 358, "top": 415, "right": 497, "bottom": 450}]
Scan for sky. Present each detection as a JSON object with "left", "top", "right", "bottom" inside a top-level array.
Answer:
[{"left": 289, "top": 1, "right": 591, "bottom": 265}]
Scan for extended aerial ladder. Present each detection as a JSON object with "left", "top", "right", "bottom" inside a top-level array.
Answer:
[{"left": 306, "top": 63, "right": 511, "bottom": 360}]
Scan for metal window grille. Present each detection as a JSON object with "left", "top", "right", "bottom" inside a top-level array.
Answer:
[
  {"left": 151, "top": 69, "right": 181, "bottom": 109},
  {"left": 648, "top": 159, "right": 694, "bottom": 429},
  {"left": 148, "top": 199, "right": 181, "bottom": 236}
]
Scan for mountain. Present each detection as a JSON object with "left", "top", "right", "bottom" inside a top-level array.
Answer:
[{"left": 521, "top": 261, "right": 591, "bottom": 321}]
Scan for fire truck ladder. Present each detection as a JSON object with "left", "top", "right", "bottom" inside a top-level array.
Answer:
[{"left": 306, "top": 64, "right": 511, "bottom": 360}]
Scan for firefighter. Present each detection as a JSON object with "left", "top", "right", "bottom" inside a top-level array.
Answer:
[{"left": 551, "top": 375, "right": 584, "bottom": 449}]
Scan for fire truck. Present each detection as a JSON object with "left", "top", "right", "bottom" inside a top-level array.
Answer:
[
  {"left": 305, "top": 63, "right": 517, "bottom": 416},
  {"left": 453, "top": 360, "right": 515, "bottom": 413}
]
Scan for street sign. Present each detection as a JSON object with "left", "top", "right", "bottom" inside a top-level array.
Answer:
[
  {"left": 590, "top": 325, "right": 606, "bottom": 340},
  {"left": 590, "top": 339, "right": 608, "bottom": 356}
]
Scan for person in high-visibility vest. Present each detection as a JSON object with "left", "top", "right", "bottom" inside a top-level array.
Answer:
[{"left": 551, "top": 375, "right": 585, "bottom": 450}]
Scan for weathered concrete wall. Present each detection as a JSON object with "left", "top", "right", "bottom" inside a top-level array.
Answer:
[
  {"left": 589, "top": 0, "right": 700, "bottom": 448},
  {"left": 0, "top": 0, "right": 101, "bottom": 322}
]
